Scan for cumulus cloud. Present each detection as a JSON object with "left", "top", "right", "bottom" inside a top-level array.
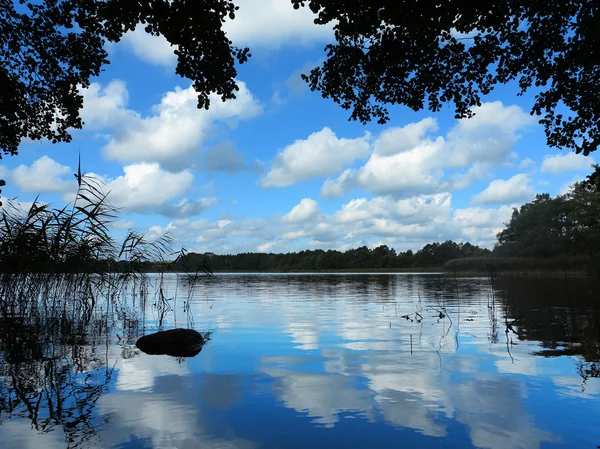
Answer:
[
  {"left": 110, "top": 219, "right": 135, "bottom": 230},
  {"left": 153, "top": 191, "right": 515, "bottom": 254},
  {"left": 334, "top": 194, "right": 452, "bottom": 226},
  {"left": 452, "top": 205, "right": 514, "bottom": 245},
  {"left": 159, "top": 197, "right": 219, "bottom": 219},
  {"left": 282, "top": 198, "right": 320, "bottom": 222},
  {"left": 10, "top": 156, "right": 74, "bottom": 194},
  {"left": 116, "top": 2, "right": 332, "bottom": 66},
  {"left": 80, "top": 80, "right": 261, "bottom": 170},
  {"left": 540, "top": 152, "right": 595, "bottom": 174},
  {"left": 95, "top": 163, "right": 192, "bottom": 208},
  {"left": 261, "top": 127, "right": 371, "bottom": 188},
  {"left": 120, "top": 25, "right": 177, "bottom": 67},
  {"left": 472, "top": 174, "right": 534, "bottom": 205},
  {"left": 203, "top": 141, "right": 253, "bottom": 174},
  {"left": 2, "top": 156, "right": 215, "bottom": 219},
  {"left": 321, "top": 102, "right": 534, "bottom": 198},
  {"left": 92, "top": 163, "right": 217, "bottom": 217},
  {"left": 444, "top": 102, "right": 533, "bottom": 167},
  {"left": 80, "top": 80, "right": 133, "bottom": 130},
  {"left": 223, "top": 0, "right": 333, "bottom": 49}
]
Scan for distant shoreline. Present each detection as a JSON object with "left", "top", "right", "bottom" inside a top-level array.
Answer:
[
  {"left": 148, "top": 267, "right": 444, "bottom": 274},
  {"left": 146, "top": 267, "right": 593, "bottom": 277}
]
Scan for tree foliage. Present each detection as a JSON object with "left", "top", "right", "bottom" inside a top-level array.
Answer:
[
  {"left": 0, "top": 0, "right": 249, "bottom": 157},
  {"left": 292, "top": 0, "right": 600, "bottom": 155},
  {"left": 168, "top": 241, "right": 490, "bottom": 272},
  {"left": 495, "top": 165, "right": 600, "bottom": 259}
]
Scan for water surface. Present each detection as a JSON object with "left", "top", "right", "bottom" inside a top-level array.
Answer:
[{"left": 1, "top": 273, "right": 599, "bottom": 448}]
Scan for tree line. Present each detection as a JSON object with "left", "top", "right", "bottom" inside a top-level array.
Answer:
[
  {"left": 448, "top": 165, "right": 600, "bottom": 274},
  {"left": 166, "top": 241, "right": 491, "bottom": 272}
]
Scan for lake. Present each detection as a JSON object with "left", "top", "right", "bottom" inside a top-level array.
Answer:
[{"left": 1, "top": 273, "right": 599, "bottom": 448}]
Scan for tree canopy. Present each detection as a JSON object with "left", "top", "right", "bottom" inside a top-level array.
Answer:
[
  {"left": 1, "top": 0, "right": 249, "bottom": 157},
  {"left": 292, "top": 0, "right": 600, "bottom": 155},
  {"left": 165, "top": 241, "right": 490, "bottom": 272},
  {"left": 495, "top": 165, "right": 600, "bottom": 259},
  {"left": 3, "top": 0, "right": 600, "bottom": 159}
]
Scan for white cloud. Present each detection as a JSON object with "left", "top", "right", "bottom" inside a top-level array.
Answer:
[
  {"left": 472, "top": 174, "right": 534, "bottom": 205},
  {"left": 261, "top": 127, "right": 371, "bottom": 188},
  {"left": 203, "top": 141, "right": 252, "bottom": 173},
  {"left": 159, "top": 197, "right": 219, "bottom": 219},
  {"left": 282, "top": 198, "right": 320, "bottom": 222},
  {"left": 257, "top": 241, "right": 278, "bottom": 253},
  {"left": 116, "top": 1, "right": 332, "bottom": 66},
  {"left": 321, "top": 169, "right": 356, "bottom": 198},
  {"left": 518, "top": 158, "right": 536, "bottom": 169},
  {"left": 2, "top": 157, "right": 214, "bottom": 219},
  {"left": 320, "top": 102, "right": 534, "bottom": 198},
  {"left": 444, "top": 102, "right": 533, "bottom": 167},
  {"left": 374, "top": 118, "right": 439, "bottom": 156},
  {"left": 453, "top": 206, "right": 514, "bottom": 229},
  {"left": 540, "top": 152, "right": 595, "bottom": 174},
  {"left": 120, "top": 25, "right": 177, "bottom": 67},
  {"left": 11, "top": 156, "right": 74, "bottom": 194},
  {"left": 110, "top": 219, "right": 135, "bottom": 230},
  {"left": 92, "top": 163, "right": 217, "bottom": 217},
  {"left": 80, "top": 80, "right": 261, "bottom": 170},
  {"left": 452, "top": 205, "right": 514, "bottom": 245},
  {"left": 80, "top": 80, "right": 133, "bottom": 130},
  {"left": 223, "top": 0, "right": 333, "bottom": 49},
  {"left": 155, "top": 191, "right": 516, "bottom": 254},
  {"left": 334, "top": 194, "right": 451, "bottom": 225}
]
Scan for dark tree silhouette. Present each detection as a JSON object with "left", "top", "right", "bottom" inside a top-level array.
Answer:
[
  {"left": 167, "top": 241, "right": 490, "bottom": 272},
  {"left": 292, "top": 0, "right": 600, "bottom": 155},
  {"left": 0, "top": 0, "right": 250, "bottom": 157},
  {"left": 494, "top": 165, "right": 600, "bottom": 259}
]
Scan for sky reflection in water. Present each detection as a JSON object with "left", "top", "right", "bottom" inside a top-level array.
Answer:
[{"left": 1, "top": 274, "right": 599, "bottom": 449}]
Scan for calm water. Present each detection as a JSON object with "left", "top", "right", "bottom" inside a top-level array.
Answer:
[{"left": 1, "top": 273, "right": 599, "bottom": 448}]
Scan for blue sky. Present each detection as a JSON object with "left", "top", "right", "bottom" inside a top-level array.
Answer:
[{"left": 0, "top": 1, "right": 596, "bottom": 254}]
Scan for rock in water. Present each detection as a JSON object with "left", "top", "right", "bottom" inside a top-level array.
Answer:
[{"left": 135, "top": 328, "right": 206, "bottom": 357}]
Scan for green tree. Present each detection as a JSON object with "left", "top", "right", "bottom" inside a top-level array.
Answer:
[
  {"left": 495, "top": 166, "right": 600, "bottom": 259},
  {"left": 565, "top": 165, "right": 600, "bottom": 258},
  {"left": 495, "top": 194, "right": 571, "bottom": 258},
  {"left": 292, "top": 0, "right": 600, "bottom": 155}
]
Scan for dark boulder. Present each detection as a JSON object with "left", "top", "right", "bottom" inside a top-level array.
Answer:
[{"left": 135, "top": 328, "right": 208, "bottom": 358}]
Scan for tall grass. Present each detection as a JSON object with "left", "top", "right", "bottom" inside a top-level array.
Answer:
[
  {"left": 0, "top": 174, "right": 172, "bottom": 274},
  {"left": 0, "top": 168, "right": 214, "bottom": 441},
  {"left": 0, "top": 169, "right": 188, "bottom": 319}
]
